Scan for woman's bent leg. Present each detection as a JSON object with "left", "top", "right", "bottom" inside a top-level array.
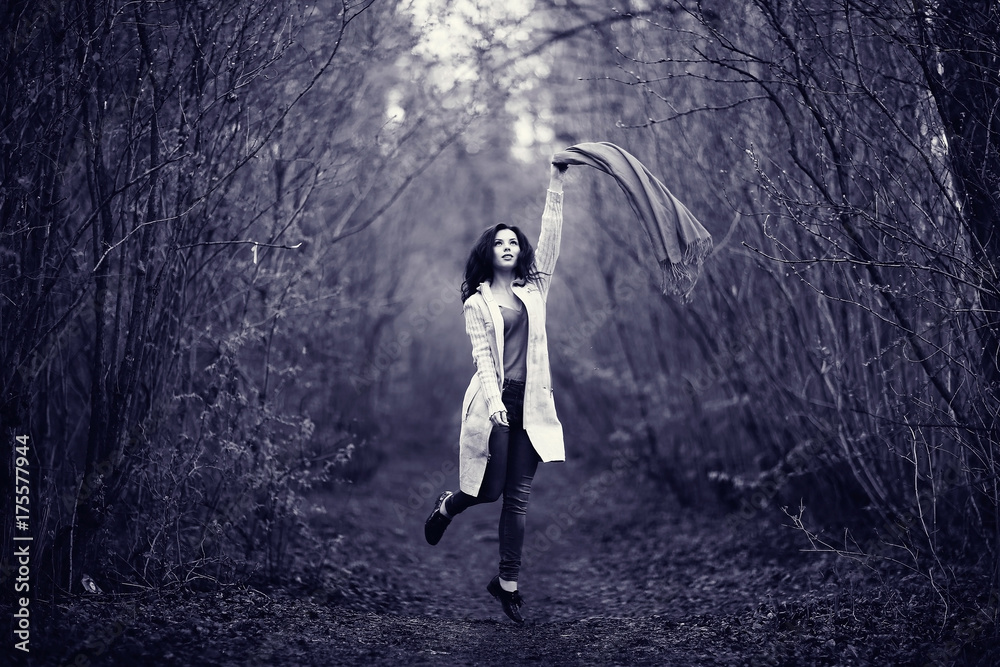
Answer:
[
  {"left": 446, "top": 424, "right": 509, "bottom": 515},
  {"left": 497, "top": 426, "right": 540, "bottom": 583}
]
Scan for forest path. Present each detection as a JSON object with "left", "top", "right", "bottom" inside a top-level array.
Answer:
[
  {"left": 326, "top": 443, "right": 778, "bottom": 624},
  {"left": 39, "top": 443, "right": 948, "bottom": 666},
  {"left": 289, "top": 444, "right": 866, "bottom": 666}
]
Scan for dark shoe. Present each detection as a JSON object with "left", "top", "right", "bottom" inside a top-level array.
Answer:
[
  {"left": 487, "top": 575, "right": 524, "bottom": 624},
  {"left": 424, "top": 491, "right": 453, "bottom": 545}
]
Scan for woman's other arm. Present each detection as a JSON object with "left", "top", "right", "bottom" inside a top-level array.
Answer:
[{"left": 464, "top": 299, "right": 505, "bottom": 419}]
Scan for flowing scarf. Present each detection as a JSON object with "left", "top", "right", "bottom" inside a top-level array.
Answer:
[{"left": 552, "top": 142, "right": 712, "bottom": 299}]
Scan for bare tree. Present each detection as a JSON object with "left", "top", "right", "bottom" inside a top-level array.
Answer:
[
  {"left": 524, "top": 0, "right": 1000, "bottom": 604},
  {"left": 1, "top": 0, "right": 467, "bottom": 594}
]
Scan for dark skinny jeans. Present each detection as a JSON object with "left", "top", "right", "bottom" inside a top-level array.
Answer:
[{"left": 445, "top": 379, "right": 540, "bottom": 582}]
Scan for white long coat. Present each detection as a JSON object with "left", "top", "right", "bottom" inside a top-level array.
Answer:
[{"left": 457, "top": 190, "right": 566, "bottom": 496}]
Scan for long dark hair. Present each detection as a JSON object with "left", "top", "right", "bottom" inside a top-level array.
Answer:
[{"left": 461, "top": 223, "right": 542, "bottom": 302}]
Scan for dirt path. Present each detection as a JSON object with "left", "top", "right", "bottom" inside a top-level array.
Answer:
[
  {"left": 31, "top": 443, "right": 990, "bottom": 666},
  {"left": 327, "top": 445, "right": 781, "bottom": 624}
]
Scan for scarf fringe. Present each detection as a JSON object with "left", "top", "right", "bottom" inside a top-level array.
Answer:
[
  {"left": 683, "top": 236, "right": 713, "bottom": 265},
  {"left": 661, "top": 237, "right": 713, "bottom": 301},
  {"left": 554, "top": 142, "right": 715, "bottom": 302}
]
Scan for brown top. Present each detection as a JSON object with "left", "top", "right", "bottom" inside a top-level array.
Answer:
[{"left": 500, "top": 301, "right": 528, "bottom": 381}]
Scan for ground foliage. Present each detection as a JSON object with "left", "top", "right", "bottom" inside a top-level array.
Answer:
[{"left": 25, "top": 447, "right": 998, "bottom": 667}]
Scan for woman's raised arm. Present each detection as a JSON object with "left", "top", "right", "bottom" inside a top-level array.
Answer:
[{"left": 534, "top": 160, "right": 568, "bottom": 295}]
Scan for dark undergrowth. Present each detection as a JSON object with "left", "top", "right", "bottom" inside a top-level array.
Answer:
[{"left": 19, "top": 447, "right": 1000, "bottom": 667}]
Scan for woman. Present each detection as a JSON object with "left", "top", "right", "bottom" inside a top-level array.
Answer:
[{"left": 424, "top": 160, "right": 568, "bottom": 624}]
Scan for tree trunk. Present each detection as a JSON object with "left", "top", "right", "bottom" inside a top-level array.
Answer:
[{"left": 924, "top": 0, "right": 1000, "bottom": 405}]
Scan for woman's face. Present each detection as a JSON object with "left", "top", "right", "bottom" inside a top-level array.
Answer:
[{"left": 493, "top": 228, "right": 520, "bottom": 272}]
